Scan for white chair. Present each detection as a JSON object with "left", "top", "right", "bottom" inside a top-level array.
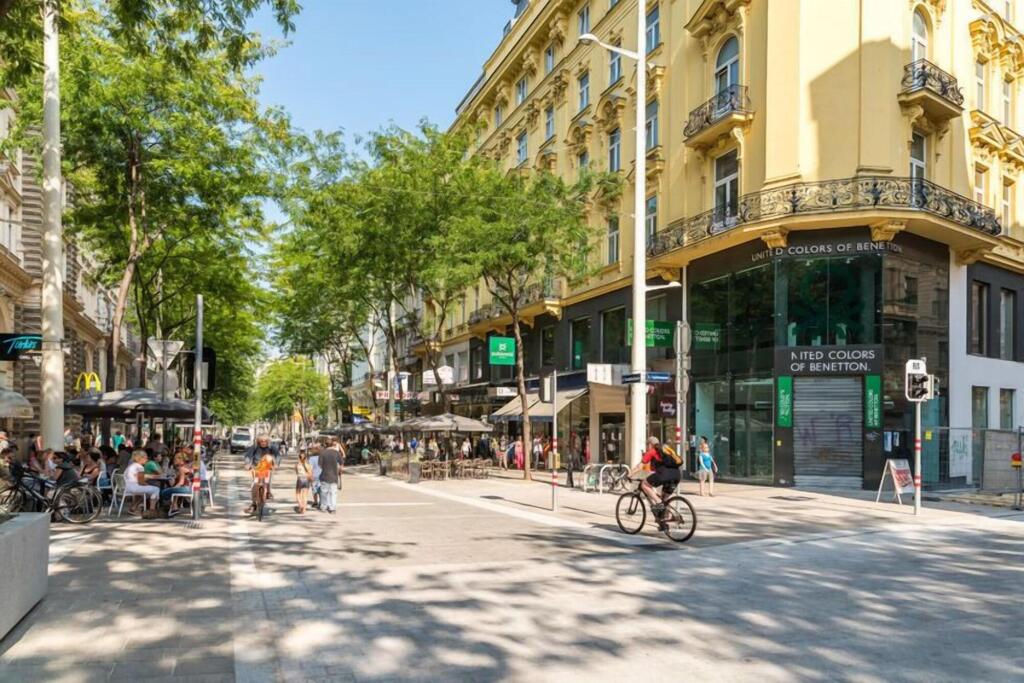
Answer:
[
  {"left": 96, "top": 467, "right": 114, "bottom": 499},
  {"left": 169, "top": 490, "right": 192, "bottom": 515},
  {"left": 108, "top": 472, "right": 147, "bottom": 518}
]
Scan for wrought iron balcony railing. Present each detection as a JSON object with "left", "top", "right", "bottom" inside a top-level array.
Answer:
[
  {"left": 648, "top": 176, "right": 1001, "bottom": 257},
  {"left": 900, "top": 59, "right": 964, "bottom": 107},
  {"left": 683, "top": 84, "right": 751, "bottom": 139}
]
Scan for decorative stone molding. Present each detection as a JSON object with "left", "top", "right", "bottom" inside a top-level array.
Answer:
[
  {"left": 548, "top": 8, "right": 569, "bottom": 46},
  {"left": 566, "top": 117, "right": 593, "bottom": 153},
  {"left": 956, "top": 246, "right": 993, "bottom": 264},
  {"left": 521, "top": 48, "right": 539, "bottom": 78},
  {"left": 525, "top": 101, "right": 540, "bottom": 130},
  {"left": 595, "top": 94, "right": 627, "bottom": 132},
  {"left": 646, "top": 66, "right": 667, "bottom": 100},
  {"left": 651, "top": 267, "right": 679, "bottom": 283},
  {"left": 970, "top": 109, "right": 1024, "bottom": 168},
  {"left": 685, "top": 0, "right": 750, "bottom": 47},
  {"left": 535, "top": 148, "right": 557, "bottom": 173},
  {"left": 646, "top": 146, "right": 665, "bottom": 185},
  {"left": 870, "top": 219, "right": 907, "bottom": 242},
  {"left": 911, "top": 0, "right": 946, "bottom": 25},
  {"left": 760, "top": 228, "right": 789, "bottom": 249},
  {"left": 550, "top": 69, "right": 570, "bottom": 104}
]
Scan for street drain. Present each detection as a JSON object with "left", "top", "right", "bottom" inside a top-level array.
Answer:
[{"left": 768, "top": 495, "right": 814, "bottom": 502}]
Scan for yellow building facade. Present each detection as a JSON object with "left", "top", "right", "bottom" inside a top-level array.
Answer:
[{"left": 423, "top": 0, "right": 1024, "bottom": 490}]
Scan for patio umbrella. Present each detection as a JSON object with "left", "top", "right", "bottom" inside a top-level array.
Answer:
[
  {"left": 0, "top": 389, "right": 33, "bottom": 419},
  {"left": 401, "top": 413, "right": 492, "bottom": 433},
  {"left": 66, "top": 387, "right": 211, "bottom": 420}
]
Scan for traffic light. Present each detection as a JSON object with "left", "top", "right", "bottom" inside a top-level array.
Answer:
[{"left": 907, "top": 373, "right": 929, "bottom": 401}]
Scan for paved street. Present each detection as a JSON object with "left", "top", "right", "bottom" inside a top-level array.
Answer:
[{"left": 2, "top": 454, "right": 1024, "bottom": 683}]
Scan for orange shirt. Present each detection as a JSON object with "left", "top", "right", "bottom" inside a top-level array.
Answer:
[{"left": 254, "top": 459, "right": 274, "bottom": 479}]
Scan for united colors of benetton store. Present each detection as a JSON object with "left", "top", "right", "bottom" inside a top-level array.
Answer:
[{"left": 686, "top": 228, "right": 950, "bottom": 490}]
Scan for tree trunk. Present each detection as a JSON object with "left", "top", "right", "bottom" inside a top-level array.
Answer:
[
  {"left": 511, "top": 310, "right": 530, "bottom": 481},
  {"left": 106, "top": 259, "right": 136, "bottom": 390}
]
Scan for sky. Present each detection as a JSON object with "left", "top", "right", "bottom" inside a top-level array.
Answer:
[{"left": 251, "top": 1, "right": 514, "bottom": 140}]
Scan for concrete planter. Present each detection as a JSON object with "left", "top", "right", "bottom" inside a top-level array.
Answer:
[{"left": 0, "top": 513, "right": 49, "bottom": 639}]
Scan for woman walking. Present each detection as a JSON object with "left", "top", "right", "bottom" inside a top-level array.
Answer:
[{"left": 294, "top": 451, "right": 313, "bottom": 514}]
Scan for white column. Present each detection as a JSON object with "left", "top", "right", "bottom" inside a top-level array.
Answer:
[
  {"left": 628, "top": 7, "right": 648, "bottom": 467},
  {"left": 41, "top": 0, "right": 66, "bottom": 451}
]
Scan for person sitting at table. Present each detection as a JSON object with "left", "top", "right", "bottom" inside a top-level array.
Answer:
[
  {"left": 143, "top": 453, "right": 163, "bottom": 481},
  {"left": 78, "top": 449, "right": 102, "bottom": 485},
  {"left": 123, "top": 450, "right": 160, "bottom": 516},
  {"left": 160, "top": 453, "right": 193, "bottom": 516}
]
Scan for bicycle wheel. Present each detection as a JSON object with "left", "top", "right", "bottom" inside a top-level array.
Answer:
[
  {"left": 0, "top": 487, "right": 25, "bottom": 514},
  {"left": 615, "top": 492, "right": 646, "bottom": 534},
  {"left": 256, "top": 485, "right": 265, "bottom": 522},
  {"left": 661, "top": 495, "right": 697, "bottom": 543},
  {"left": 54, "top": 485, "right": 103, "bottom": 524}
]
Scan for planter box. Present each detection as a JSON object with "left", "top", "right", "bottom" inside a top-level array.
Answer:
[{"left": 0, "top": 513, "right": 49, "bottom": 640}]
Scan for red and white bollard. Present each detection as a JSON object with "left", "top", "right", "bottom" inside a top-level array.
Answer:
[{"left": 551, "top": 435, "right": 559, "bottom": 512}]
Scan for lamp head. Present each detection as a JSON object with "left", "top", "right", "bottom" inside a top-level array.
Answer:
[{"left": 579, "top": 32, "right": 598, "bottom": 45}]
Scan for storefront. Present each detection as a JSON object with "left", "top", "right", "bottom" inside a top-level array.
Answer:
[{"left": 689, "top": 228, "right": 950, "bottom": 489}]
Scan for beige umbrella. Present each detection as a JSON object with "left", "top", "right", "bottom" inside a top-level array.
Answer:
[{"left": 0, "top": 388, "right": 33, "bottom": 419}]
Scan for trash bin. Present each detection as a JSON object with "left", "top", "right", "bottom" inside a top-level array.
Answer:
[
  {"left": 379, "top": 456, "right": 388, "bottom": 477},
  {"left": 408, "top": 462, "right": 421, "bottom": 484}
]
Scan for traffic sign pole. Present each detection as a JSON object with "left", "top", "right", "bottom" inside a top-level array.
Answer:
[{"left": 914, "top": 401, "right": 922, "bottom": 516}]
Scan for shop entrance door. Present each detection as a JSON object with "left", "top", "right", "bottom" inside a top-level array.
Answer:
[
  {"left": 599, "top": 414, "right": 625, "bottom": 464},
  {"left": 793, "top": 376, "right": 863, "bottom": 488}
]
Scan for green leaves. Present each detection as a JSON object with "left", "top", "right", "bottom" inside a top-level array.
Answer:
[{"left": 252, "top": 357, "right": 329, "bottom": 423}]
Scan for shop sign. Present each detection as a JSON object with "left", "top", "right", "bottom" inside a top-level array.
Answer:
[
  {"left": 0, "top": 333, "right": 43, "bottom": 360},
  {"left": 864, "top": 374, "right": 882, "bottom": 429},
  {"left": 488, "top": 386, "right": 518, "bottom": 398},
  {"left": 422, "top": 366, "right": 454, "bottom": 386},
  {"left": 693, "top": 323, "right": 721, "bottom": 350},
  {"left": 626, "top": 320, "right": 675, "bottom": 348},
  {"left": 775, "top": 345, "right": 882, "bottom": 376},
  {"left": 659, "top": 400, "right": 676, "bottom": 416},
  {"left": 587, "top": 363, "right": 628, "bottom": 385},
  {"left": 776, "top": 376, "right": 793, "bottom": 428},
  {"left": 751, "top": 239, "right": 902, "bottom": 264},
  {"left": 489, "top": 336, "right": 516, "bottom": 366},
  {"left": 352, "top": 406, "right": 372, "bottom": 416}
]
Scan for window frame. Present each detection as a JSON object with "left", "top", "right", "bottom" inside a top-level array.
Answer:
[
  {"left": 1003, "top": 179, "right": 1014, "bottom": 229},
  {"left": 715, "top": 36, "right": 741, "bottom": 96},
  {"left": 975, "top": 167, "right": 988, "bottom": 206},
  {"left": 971, "top": 280, "right": 990, "bottom": 355},
  {"left": 645, "top": 99, "right": 660, "bottom": 150},
  {"left": 544, "top": 105, "right": 555, "bottom": 141},
  {"left": 910, "top": 131, "right": 927, "bottom": 179},
  {"left": 645, "top": 4, "right": 661, "bottom": 54},
  {"left": 579, "top": 71, "right": 590, "bottom": 111},
  {"left": 714, "top": 149, "right": 740, "bottom": 225},
  {"left": 544, "top": 44, "right": 556, "bottom": 75},
  {"left": 516, "top": 77, "right": 528, "bottom": 106},
  {"left": 578, "top": 3, "right": 590, "bottom": 36},
  {"left": 1004, "top": 78, "right": 1014, "bottom": 127},
  {"left": 516, "top": 131, "right": 528, "bottom": 164},
  {"left": 607, "top": 215, "right": 619, "bottom": 265},
  {"left": 645, "top": 195, "right": 658, "bottom": 247},
  {"left": 1001, "top": 288, "right": 1017, "bottom": 360},
  {"left": 1000, "top": 388, "right": 1015, "bottom": 429},
  {"left": 495, "top": 104, "right": 504, "bottom": 127},
  {"left": 911, "top": 9, "right": 929, "bottom": 63},
  {"left": 609, "top": 45, "right": 622, "bottom": 84},
  {"left": 608, "top": 127, "right": 621, "bottom": 172},
  {"left": 976, "top": 60, "right": 987, "bottom": 111}
]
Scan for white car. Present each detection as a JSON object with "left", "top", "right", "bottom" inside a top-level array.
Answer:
[{"left": 230, "top": 428, "right": 253, "bottom": 454}]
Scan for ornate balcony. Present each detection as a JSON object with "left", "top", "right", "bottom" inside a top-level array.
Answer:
[
  {"left": 898, "top": 59, "right": 964, "bottom": 123},
  {"left": 683, "top": 85, "right": 753, "bottom": 149},
  {"left": 648, "top": 176, "right": 1001, "bottom": 257}
]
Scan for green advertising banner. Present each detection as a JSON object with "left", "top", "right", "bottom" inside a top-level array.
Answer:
[
  {"left": 777, "top": 376, "right": 793, "bottom": 428},
  {"left": 865, "top": 374, "right": 882, "bottom": 429},
  {"left": 693, "top": 323, "right": 722, "bottom": 350},
  {"left": 488, "top": 336, "right": 516, "bottom": 366},
  {"left": 626, "top": 319, "right": 675, "bottom": 348}
]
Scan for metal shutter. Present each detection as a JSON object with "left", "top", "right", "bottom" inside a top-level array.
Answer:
[{"left": 793, "top": 377, "right": 863, "bottom": 489}]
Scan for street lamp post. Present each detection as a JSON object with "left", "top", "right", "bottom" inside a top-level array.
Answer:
[{"left": 582, "top": 8, "right": 648, "bottom": 467}]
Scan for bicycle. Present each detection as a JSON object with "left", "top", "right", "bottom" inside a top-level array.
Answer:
[
  {"left": 251, "top": 474, "right": 271, "bottom": 522},
  {"left": 0, "top": 462, "right": 103, "bottom": 524},
  {"left": 599, "top": 463, "right": 631, "bottom": 493},
  {"left": 615, "top": 474, "right": 697, "bottom": 543}
]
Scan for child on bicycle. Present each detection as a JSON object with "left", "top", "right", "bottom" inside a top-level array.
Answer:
[{"left": 247, "top": 451, "right": 276, "bottom": 514}]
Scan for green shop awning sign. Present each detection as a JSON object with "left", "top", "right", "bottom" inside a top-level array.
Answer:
[
  {"left": 865, "top": 374, "right": 881, "bottom": 429},
  {"left": 489, "top": 336, "right": 516, "bottom": 366},
  {"left": 777, "top": 376, "right": 793, "bottom": 428},
  {"left": 626, "top": 320, "right": 675, "bottom": 348},
  {"left": 693, "top": 323, "right": 721, "bottom": 350}
]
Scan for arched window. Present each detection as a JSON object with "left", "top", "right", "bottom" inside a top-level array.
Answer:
[
  {"left": 912, "top": 9, "right": 929, "bottom": 62},
  {"left": 715, "top": 37, "right": 740, "bottom": 95}
]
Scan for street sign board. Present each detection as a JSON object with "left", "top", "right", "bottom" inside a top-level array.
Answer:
[
  {"left": 489, "top": 336, "right": 516, "bottom": 366},
  {"left": 0, "top": 333, "right": 43, "bottom": 360},
  {"left": 776, "top": 376, "right": 793, "bottom": 428},
  {"left": 147, "top": 338, "right": 184, "bottom": 368},
  {"left": 626, "top": 320, "right": 675, "bottom": 348},
  {"left": 865, "top": 375, "right": 882, "bottom": 429},
  {"left": 622, "top": 371, "right": 672, "bottom": 384}
]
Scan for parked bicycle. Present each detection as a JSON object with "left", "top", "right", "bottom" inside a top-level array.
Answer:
[
  {"left": 0, "top": 461, "right": 103, "bottom": 524},
  {"left": 599, "top": 464, "right": 631, "bottom": 493},
  {"left": 615, "top": 474, "right": 697, "bottom": 543}
]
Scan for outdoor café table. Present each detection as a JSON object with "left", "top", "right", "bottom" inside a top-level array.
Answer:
[{"left": 145, "top": 475, "right": 174, "bottom": 490}]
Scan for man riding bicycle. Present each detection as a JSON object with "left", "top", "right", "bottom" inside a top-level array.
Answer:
[
  {"left": 630, "top": 436, "right": 681, "bottom": 524},
  {"left": 244, "top": 434, "right": 279, "bottom": 514},
  {"left": 247, "top": 450, "right": 275, "bottom": 515}
]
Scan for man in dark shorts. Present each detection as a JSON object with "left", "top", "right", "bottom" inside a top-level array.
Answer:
[
  {"left": 632, "top": 436, "right": 681, "bottom": 522},
  {"left": 318, "top": 439, "right": 343, "bottom": 514}
]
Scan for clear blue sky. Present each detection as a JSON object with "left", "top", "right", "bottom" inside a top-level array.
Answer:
[{"left": 251, "top": 1, "right": 514, "bottom": 138}]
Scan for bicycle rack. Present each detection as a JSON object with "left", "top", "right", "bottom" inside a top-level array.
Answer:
[{"left": 582, "top": 463, "right": 629, "bottom": 494}]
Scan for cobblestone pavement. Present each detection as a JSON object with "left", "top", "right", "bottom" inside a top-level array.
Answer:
[{"left": 2, "top": 454, "right": 1024, "bottom": 682}]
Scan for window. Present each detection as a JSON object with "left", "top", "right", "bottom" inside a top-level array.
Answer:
[
  {"left": 714, "top": 150, "right": 740, "bottom": 225},
  {"left": 600, "top": 307, "right": 626, "bottom": 363},
  {"left": 715, "top": 37, "right": 740, "bottom": 97},
  {"left": 578, "top": 150, "right": 589, "bottom": 173},
  {"left": 912, "top": 9, "right": 928, "bottom": 63},
  {"left": 1006, "top": 0, "right": 1014, "bottom": 22},
  {"left": 470, "top": 345, "right": 484, "bottom": 381},
  {"left": 545, "top": 106, "right": 555, "bottom": 140},
  {"left": 578, "top": 3, "right": 590, "bottom": 36},
  {"left": 1004, "top": 79, "right": 1014, "bottom": 126},
  {"left": 975, "top": 167, "right": 988, "bottom": 206},
  {"left": 645, "top": 195, "right": 658, "bottom": 246},
  {"left": 544, "top": 44, "right": 555, "bottom": 74},
  {"left": 495, "top": 104, "right": 504, "bottom": 127},
  {"left": 571, "top": 317, "right": 592, "bottom": 369},
  {"left": 972, "top": 386, "right": 990, "bottom": 429},
  {"left": 645, "top": 100, "right": 659, "bottom": 150},
  {"left": 910, "top": 132, "right": 927, "bottom": 179},
  {"left": 607, "top": 216, "right": 619, "bottom": 265},
  {"left": 609, "top": 45, "right": 622, "bottom": 84},
  {"left": 608, "top": 128, "right": 621, "bottom": 172},
  {"left": 516, "top": 131, "right": 528, "bottom": 164},
  {"left": 1001, "top": 289, "right": 1017, "bottom": 360},
  {"left": 646, "top": 5, "right": 661, "bottom": 53},
  {"left": 1000, "top": 389, "right": 1015, "bottom": 429},
  {"left": 516, "top": 77, "right": 528, "bottom": 106},
  {"left": 609, "top": 0, "right": 619, "bottom": 7},
  {"left": 579, "top": 71, "right": 590, "bottom": 110},
  {"left": 1003, "top": 180, "right": 1014, "bottom": 229},
  {"left": 971, "top": 281, "right": 990, "bottom": 355},
  {"left": 976, "top": 60, "right": 986, "bottom": 111}
]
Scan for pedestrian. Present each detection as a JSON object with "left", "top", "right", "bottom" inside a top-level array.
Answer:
[
  {"left": 308, "top": 443, "right": 322, "bottom": 510},
  {"left": 294, "top": 451, "right": 313, "bottom": 514},
  {"left": 532, "top": 437, "right": 542, "bottom": 469},
  {"left": 460, "top": 437, "right": 471, "bottom": 459},
  {"left": 112, "top": 430, "right": 126, "bottom": 451},
  {"left": 696, "top": 436, "right": 718, "bottom": 497},
  {"left": 318, "top": 439, "right": 343, "bottom": 514},
  {"left": 514, "top": 436, "right": 525, "bottom": 470}
]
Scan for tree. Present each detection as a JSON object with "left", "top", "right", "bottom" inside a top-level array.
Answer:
[
  {"left": 451, "top": 169, "right": 620, "bottom": 479},
  {"left": 13, "top": 6, "right": 288, "bottom": 393},
  {"left": 253, "top": 357, "right": 329, "bottom": 435}
]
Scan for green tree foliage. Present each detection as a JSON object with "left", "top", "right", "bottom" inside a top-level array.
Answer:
[{"left": 253, "top": 357, "right": 329, "bottom": 428}]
